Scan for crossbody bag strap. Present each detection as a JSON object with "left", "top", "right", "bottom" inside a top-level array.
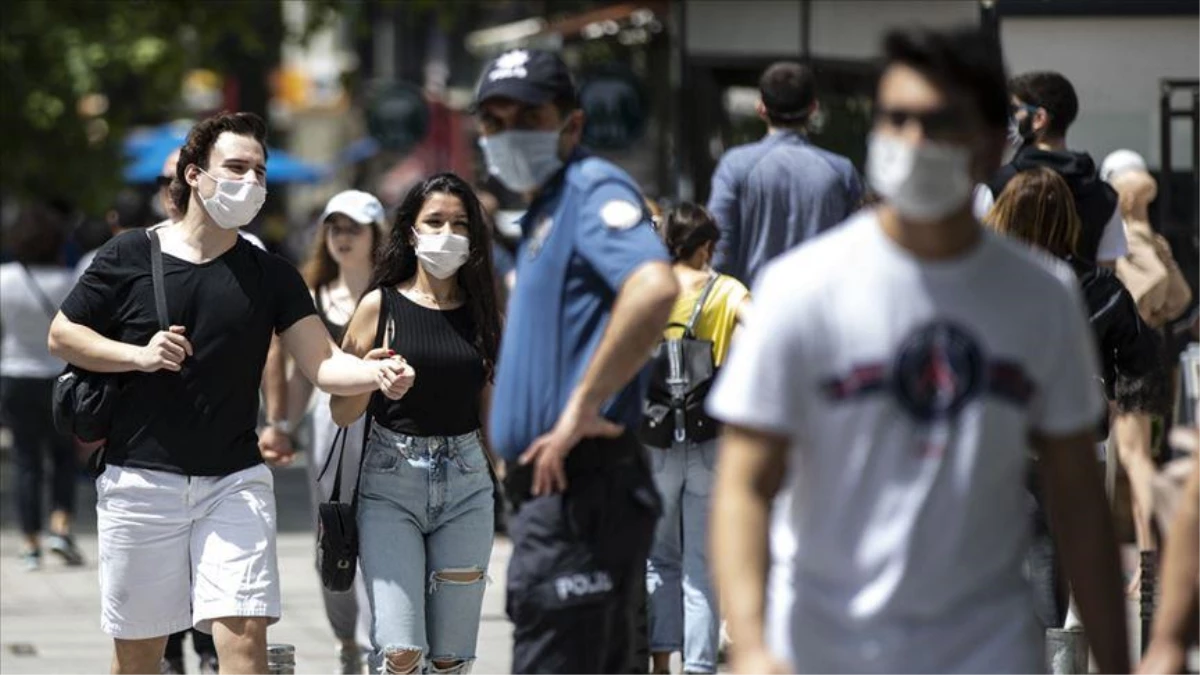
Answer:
[
  {"left": 684, "top": 273, "right": 721, "bottom": 338},
  {"left": 318, "top": 427, "right": 348, "bottom": 501},
  {"left": 18, "top": 263, "right": 58, "bottom": 319},
  {"left": 148, "top": 229, "right": 169, "bottom": 330}
]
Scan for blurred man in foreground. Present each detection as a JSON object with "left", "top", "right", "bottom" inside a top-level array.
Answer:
[{"left": 708, "top": 26, "right": 1129, "bottom": 674}]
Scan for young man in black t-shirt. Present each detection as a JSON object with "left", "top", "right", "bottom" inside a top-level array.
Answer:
[{"left": 48, "top": 112, "right": 414, "bottom": 674}]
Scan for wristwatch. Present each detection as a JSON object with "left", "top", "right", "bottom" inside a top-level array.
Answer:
[{"left": 268, "top": 420, "right": 293, "bottom": 436}]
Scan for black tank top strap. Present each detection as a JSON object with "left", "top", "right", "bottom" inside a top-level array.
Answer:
[{"left": 374, "top": 286, "right": 394, "bottom": 350}]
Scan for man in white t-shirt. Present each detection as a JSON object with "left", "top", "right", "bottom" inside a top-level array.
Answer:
[{"left": 707, "top": 27, "right": 1129, "bottom": 674}]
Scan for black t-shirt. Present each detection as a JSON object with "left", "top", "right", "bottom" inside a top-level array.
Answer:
[{"left": 61, "top": 229, "right": 316, "bottom": 476}]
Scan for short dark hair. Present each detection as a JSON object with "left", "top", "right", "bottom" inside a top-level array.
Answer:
[
  {"left": 1009, "top": 71, "right": 1078, "bottom": 137},
  {"left": 170, "top": 112, "right": 268, "bottom": 217},
  {"left": 662, "top": 202, "right": 720, "bottom": 262},
  {"left": 881, "top": 26, "right": 1009, "bottom": 133},
  {"left": 759, "top": 62, "right": 816, "bottom": 126},
  {"left": 7, "top": 205, "right": 66, "bottom": 265}
]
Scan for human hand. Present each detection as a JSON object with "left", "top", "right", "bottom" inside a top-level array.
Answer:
[
  {"left": 518, "top": 397, "right": 624, "bottom": 496},
  {"left": 367, "top": 348, "right": 415, "bottom": 400},
  {"left": 1111, "top": 171, "right": 1158, "bottom": 219},
  {"left": 259, "top": 425, "right": 295, "bottom": 467},
  {"left": 1137, "top": 639, "right": 1186, "bottom": 674},
  {"left": 135, "top": 325, "right": 192, "bottom": 372}
]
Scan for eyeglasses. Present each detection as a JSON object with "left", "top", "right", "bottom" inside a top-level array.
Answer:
[
  {"left": 873, "top": 106, "right": 969, "bottom": 139},
  {"left": 155, "top": 176, "right": 172, "bottom": 189}
]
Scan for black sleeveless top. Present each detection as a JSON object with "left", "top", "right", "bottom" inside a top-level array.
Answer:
[
  {"left": 367, "top": 287, "right": 485, "bottom": 436},
  {"left": 315, "top": 286, "right": 347, "bottom": 345}
]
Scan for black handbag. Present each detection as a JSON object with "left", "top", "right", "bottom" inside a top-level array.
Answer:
[
  {"left": 316, "top": 420, "right": 369, "bottom": 593},
  {"left": 52, "top": 229, "right": 168, "bottom": 466},
  {"left": 640, "top": 274, "right": 721, "bottom": 448}
]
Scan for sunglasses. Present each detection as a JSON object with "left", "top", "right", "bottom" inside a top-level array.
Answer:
[
  {"left": 155, "top": 176, "right": 172, "bottom": 189},
  {"left": 873, "top": 106, "right": 969, "bottom": 139},
  {"left": 1010, "top": 102, "right": 1039, "bottom": 118}
]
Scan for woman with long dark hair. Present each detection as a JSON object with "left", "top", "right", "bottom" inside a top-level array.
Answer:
[{"left": 331, "top": 173, "right": 502, "bottom": 675}]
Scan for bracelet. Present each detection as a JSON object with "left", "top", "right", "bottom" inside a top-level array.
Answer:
[{"left": 268, "top": 420, "right": 292, "bottom": 435}]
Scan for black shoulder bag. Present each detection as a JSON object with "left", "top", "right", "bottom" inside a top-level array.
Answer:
[
  {"left": 640, "top": 274, "right": 721, "bottom": 448},
  {"left": 52, "top": 229, "right": 169, "bottom": 470},
  {"left": 315, "top": 420, "right": 370, "bottom": 593},
  {"left": 316, "top": 302, "right": 391, "bottom": 592}
]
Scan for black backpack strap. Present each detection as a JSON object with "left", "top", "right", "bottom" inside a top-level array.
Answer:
[
  {"left": 18, "top": 263, "right": 58, "bottom": 319},
  {"left": 684, "top": 274, "right": 721, "bottom": 338},
  {"left": 148, "top": 229, "right": 169, "bottom": 330}
]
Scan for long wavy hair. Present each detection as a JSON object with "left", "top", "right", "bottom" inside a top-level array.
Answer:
[
  {"left": 985, "top": 166, "right": 1081, "bottom": 259},
  {"left": 301, "top": 213, "right": 384, "bottom": 291},
  {"left": 373, "top": 173, "right": 502, "bottom": 381}
]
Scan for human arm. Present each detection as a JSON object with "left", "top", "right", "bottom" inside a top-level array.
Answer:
[
  {"left": 519, "top": 260, "right": 679, "bottom": 495},
  {"left": 48, "top": 312, "right": 192, "bottom": 373},
  {"left": 329, "top": 290, "right": 410, "bottom": 427},
  {"left": 711, "top": 425, "right": 791, "bottom": 674},
  {"left": 280, "top": 312, "right": 410, "bottom": 401},
  {"left": 1032, "top": 429, "right": 1130, "bottom": 674},
  {"left": 707, "top": 158, "right": 742, "bottom": 277},
  {"left": 258, "top": 335, "right": 294, "bottom": 466},
  {"left": 1138, "top": 460, "right": 1200, "bottom": 674}
]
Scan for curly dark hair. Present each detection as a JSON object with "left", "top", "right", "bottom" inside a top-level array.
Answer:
[
  {"left": 373, "top": 173, "right": 502, "bottom": 381},
  {"left": 169, "top": 112, "right": 269, "bottom": 217}
]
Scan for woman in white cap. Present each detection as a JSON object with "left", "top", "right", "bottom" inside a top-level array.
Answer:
[{"left": 286, "top": 189, "right": 387, "bottom": 674}]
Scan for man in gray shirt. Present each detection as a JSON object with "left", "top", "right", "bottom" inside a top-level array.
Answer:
[{"left": 707, "top": 62, "right": 862, "bottom": 285}]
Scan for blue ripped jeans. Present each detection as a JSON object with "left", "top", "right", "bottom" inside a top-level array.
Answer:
[
  {"left": 645, "top": 439, "right": 720, "bottom": 673},
  {"left": 357, "top": 425, "right": 495, "bottom": 674}
]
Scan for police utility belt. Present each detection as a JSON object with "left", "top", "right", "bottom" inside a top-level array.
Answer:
[{"left": 640, "top": 274, "right": 721, "bottom": 448}]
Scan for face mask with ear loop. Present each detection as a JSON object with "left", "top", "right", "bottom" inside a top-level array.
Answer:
[{"left": 478, "top": 119, "right": 572, "bottom": 194}]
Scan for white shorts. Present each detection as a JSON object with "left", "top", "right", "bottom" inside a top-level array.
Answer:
[{"left": 96, "top": 463, "right": 281, "bottom": 639}]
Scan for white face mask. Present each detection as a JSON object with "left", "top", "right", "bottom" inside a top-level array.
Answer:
[
  {"left": 197, "top": 168, "right": 267, "bottom": 229},
  {"left": 866, "top": 133, "right": 973, "bottom": 222},
  {"left": 414, "top": 231, "right": 471, "bottom": 279},
  {"left": 478, "top": 129, "right": 563, "bottom": 194}
]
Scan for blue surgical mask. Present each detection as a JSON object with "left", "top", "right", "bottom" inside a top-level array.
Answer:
[{"left": 478, "top": 130, "right": 563, "bottom": 193}]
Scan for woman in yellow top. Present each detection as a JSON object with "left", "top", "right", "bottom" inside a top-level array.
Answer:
[{"left": 645, "top": 203, "right": 750, "bottom": 674}]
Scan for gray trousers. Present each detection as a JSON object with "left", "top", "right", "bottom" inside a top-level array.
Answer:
[{"left": 306, "top": 393, "right": 373, "bottom": 648}]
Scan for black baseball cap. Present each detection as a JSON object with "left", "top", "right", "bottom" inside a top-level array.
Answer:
[{"left": 473, "top": 49, "right": 577, "bottom": 111}]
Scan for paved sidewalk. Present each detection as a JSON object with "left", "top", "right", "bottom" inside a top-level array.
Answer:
[
  {"left": 0, "top": 450, "right": 1176, "bottom": 674},
  {"left": 0, "top": 462, "right": 514, "bottom": 674}
]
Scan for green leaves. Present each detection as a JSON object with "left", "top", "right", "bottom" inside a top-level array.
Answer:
[{"left": 0, "top": 0, "right": 336, "bottom": 214}]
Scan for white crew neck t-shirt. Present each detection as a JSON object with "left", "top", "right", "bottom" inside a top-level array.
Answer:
[{"left": 708, "top": 210, "right": 1104, "bottom": 673}]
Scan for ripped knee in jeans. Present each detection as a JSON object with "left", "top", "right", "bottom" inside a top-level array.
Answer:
[
  {"left": 383, "top": 647, "right": 422, "bottom": 674},
  {"left": 429, "top": 656, "right": 475, "bottom": 674},
  {"left": 427, "top": 567, "right": 487, "bottom": 593}
]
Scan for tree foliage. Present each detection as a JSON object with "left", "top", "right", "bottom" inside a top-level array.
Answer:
[{"left": 0, "top": 0, "right": 339, "bottom": 214}]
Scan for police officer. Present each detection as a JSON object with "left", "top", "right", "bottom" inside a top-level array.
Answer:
[{"left": 473, "top": 49, "right": 680, "bottom": 673}]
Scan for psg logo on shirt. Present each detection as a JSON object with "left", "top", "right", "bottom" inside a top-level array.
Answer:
[{"left": 892, "top": 321, "right": 984, "bottom": 422}]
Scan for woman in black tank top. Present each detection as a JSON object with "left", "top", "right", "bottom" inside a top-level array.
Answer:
[
  {"left": 287, "top": 190, "right": 385, "bottom": 669},
  {"left": 331, "top": 174, "right": 502, "bottom": 673}
]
